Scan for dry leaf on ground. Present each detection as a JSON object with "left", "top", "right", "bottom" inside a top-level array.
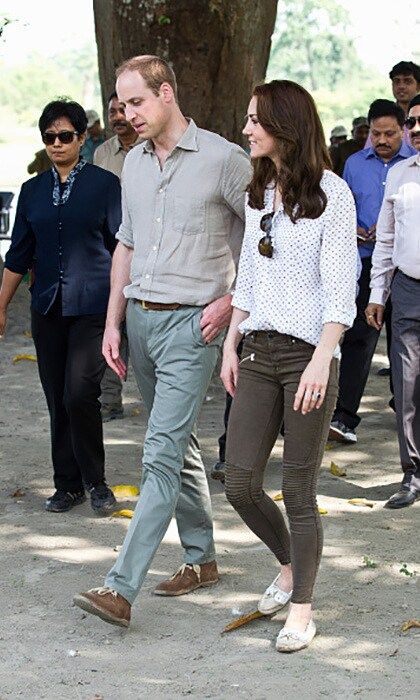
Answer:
[
  {"left": 330, "top": 461, "right": 347, "bottom": 477},
  {"left": 111, "top": 484, "right": 140, "bottom": 498},
  {"left": 401, "top": 619, "right": 420, "bottom": 632},
  {"left": 23, "top": 330, "right": 32, "bottom": 338},
  {"left": 273, "top": 492, "right": 284, "bottom": 501},
  {"left": 131, "top": 408, "right": 141, "bottom": 416},
  {"left": 348, "top": 498, "right": 375, "bottom": 508},
  {"left": 318, "top": 507, "right": 328, "bottom": 515},
  {"left": 222, "top": 609, "right": 266, "bottom": 634},
  {"left": 111, "top": 509, "right": 134, "bottom": 519},
  {"left": 10, "top": 488, "right": 25, "bottom": 498},
  {"left": 12, "top": 354, "right": 37, "bottom": 364}
]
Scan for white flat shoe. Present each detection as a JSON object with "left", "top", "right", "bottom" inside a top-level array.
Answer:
[
  {"left": 275, "top": 620, "right": 316, "bottom": 652},
  {"left": 258, "top": 576, "right": 293, "bottom": 615}
]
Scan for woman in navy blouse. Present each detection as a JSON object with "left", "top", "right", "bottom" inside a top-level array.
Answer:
[{"left": 0, "top": 100, "right": 121, "bottom": 515}]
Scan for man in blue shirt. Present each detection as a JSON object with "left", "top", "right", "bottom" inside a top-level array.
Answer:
[{"left": 329, "top": 99, "right": 416, "bottom": 444}]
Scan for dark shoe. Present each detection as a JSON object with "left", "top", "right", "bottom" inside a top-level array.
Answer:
[
  {"left": 377, "top": 367, "right": 391, "bottom": 377},
  {"left": 384, "top": 486, "right": 419, "bottom": 509},
  {"left": 101, "top": 404, "right": 124, "bottom": 422},
  {"left": 45, "top": 489, "right": 86, "bottom": 513},
  {"left": 153, "top": 561, "right": 219, "bottom": 596},
  {"left": 73, "top": 587, "right": 131, "bottom": 627},
  {"left": 211, "top": 461, "right": 226, "bottom": 483},
  {"left": 88, "top": 482, "right": 117, "bottom": 516},
  {"left": 329, "top": 421, "right": 357, "bottom": 444}
]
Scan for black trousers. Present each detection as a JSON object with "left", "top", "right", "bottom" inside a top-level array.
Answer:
[
  {"left": 31, "top": 304, "right": 107, "bottom": 492},
  {"left": 333, "top": 256, "right": 381, "bottom": 430}
]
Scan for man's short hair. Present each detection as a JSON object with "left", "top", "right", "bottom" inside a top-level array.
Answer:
[
  {"left": 352, "top": 116, "right": 368, "bottom": 128},
  {"left": 108, "top": 91, "right": 118, "bottom": 103},
  {"left": 389, "top": 61, "right": 420, "bottom": 83},
  {"left": 367, "top": 99, "right": 405, "bottom": 128},
  {"left": 115, "top": 55, "right": 178, "bottom": 101},
  {"left": 39, "top": 98, "right": 87, "bottom": 134},
  {"left": 408, "top": 94, "right": 420, "bottom": 111}
]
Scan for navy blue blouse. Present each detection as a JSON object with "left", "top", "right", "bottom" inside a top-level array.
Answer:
[{"left": 5, "top": 163, "right": 121, "bottom": 316}]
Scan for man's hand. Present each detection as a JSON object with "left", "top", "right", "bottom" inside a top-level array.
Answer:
[
  {"left": 102, "top": 326, "right": 126, "bottom": 378},
  {"left": 200, "top": 293, "right": 233, "bottom": 343},
  {"left": 365, "top": 302, "right": 384, "bottom": 331}
]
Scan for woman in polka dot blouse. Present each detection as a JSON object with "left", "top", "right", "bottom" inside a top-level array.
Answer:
[{"left": 220, "top": 80, "right": 358, "bottom": 653}]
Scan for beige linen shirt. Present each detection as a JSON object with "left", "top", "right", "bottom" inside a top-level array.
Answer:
[
  {"left": 370, "top": 153, "right": 420, "bottom": 305},
  {"left": 93, "top": 134, "right": 143, "bottom": 179},
  {"left": 116, "top": 119, "right": 251, "bottom": 306}
]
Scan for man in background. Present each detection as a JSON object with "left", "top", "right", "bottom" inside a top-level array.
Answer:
[
  {"left": 366, "top": 96, "right": 420, "bottom": 508},
  {"left": 390, "top": 61, "right": 420, "bottom": 116},
  {"left": 81, "top": 110, "right": 105, "bottom": 163},
  {"left": 332, "top": 117, "right": 369, "bottom": 177},
  {"left": 329, "top": 124, "right": 347, "bottom": 156},
  {"left": 329, "top": 99, "right": 416, "bottom": 445},
  {"left": 94, "top": 93, "right": 142, "bottom": 421}
]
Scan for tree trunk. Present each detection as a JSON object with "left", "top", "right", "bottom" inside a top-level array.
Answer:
[{"left": 93, "top": 0, "right": 278, "bottom": 144}]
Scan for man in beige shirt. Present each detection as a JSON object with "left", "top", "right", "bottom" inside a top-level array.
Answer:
[
  {"left": 74, "top": 55, "right": 251, "bottom": 628},
  {"left": 366, "top": 95, "right": 420, "bottom": 509},
  {"left": 94, "top": 93, "right": 142, "bottom": 421}
]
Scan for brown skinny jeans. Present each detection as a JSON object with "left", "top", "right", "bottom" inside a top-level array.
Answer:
[{"left": 225, "top": 331, "right": 338, "bottom": 604}]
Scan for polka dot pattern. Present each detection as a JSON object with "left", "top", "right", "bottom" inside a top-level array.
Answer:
[{"left": 233, "top": 170, "right": 358, "bottom": 357}]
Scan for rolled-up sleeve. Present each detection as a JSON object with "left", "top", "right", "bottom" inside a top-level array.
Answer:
[
  {"left": 320, "top": 182, "right": 358, "bottom": 328},
  {"left": 221, "top": 146, "right": 252, "bottom": 222},
  {"left": 232, "top": 198, "right": 254, "bottom": 313},
  {"left": 4, "top": 183, "right": 36, "bottom": 275},
  {"left": 115, "top": 167, "right": 134, "bottom": 248}
]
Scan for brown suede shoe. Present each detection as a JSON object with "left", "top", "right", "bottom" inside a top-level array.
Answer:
[
  {"left": 73, "top": 587, "right": 131, "bottom": 628},
  {"left": 153, "top": 561, "right": 219, "bottom": 596}
]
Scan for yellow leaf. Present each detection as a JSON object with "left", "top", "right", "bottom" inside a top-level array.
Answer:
[
  {"left": 111, "top": 484, "right": 140, "bottom": 498},
  {"left": 401, "top": 619, "right": 420, "bottom": 632},
  {"left": 111, "top": 509, "right": 134, "bottom": 519},
  {"left": 318, "top": 507, "right": 328, "bottom": 515},
  {"left": 12, "top": 354, "right": 37, "bottom": 364},
  {"left": 222, "top": 609, "right": 266, "bottom": 634},
  {"left": 348, "top": 498, "right": 375, "bottom": 508},
  {"left": 273, "top": 492, "right": 284, "bottom": 501},
  {"left": 330, "top": 461, "right": 347, "bottom": 477}
]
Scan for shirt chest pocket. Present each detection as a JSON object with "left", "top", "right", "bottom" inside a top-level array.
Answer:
[{"left": 173, "top": 195, "right": 206, "bottom": 236}]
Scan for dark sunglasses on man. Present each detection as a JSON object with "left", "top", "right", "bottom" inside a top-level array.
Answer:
[
  {"left": 258, "top": 212, "right": 275, "bottom": 258},
  {"left": 42, "top": 131, "right": 79, "bottom": 145},
  {"left": 404, "top": 116, "right": 420, "bottom": 130}
]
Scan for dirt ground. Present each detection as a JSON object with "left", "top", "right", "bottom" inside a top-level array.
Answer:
[{"left": 0, "top": 277, "right": 419, "bottom": 700}]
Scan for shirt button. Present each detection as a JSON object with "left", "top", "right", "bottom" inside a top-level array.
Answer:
[
  {"left": 145, "top": 274, "right": 150, "bottom": 279},
  {"left": 382, "top": 181, "right": 386, "bottom": 185},
  {"left": 159, "top": 188, "right": 164, "bottom": 193},
  {"left": 152, "top": 245, "right": 157, "bottom": 251},
  {"left": 156, "top": 217, "right": 161, "bottom": 223}
]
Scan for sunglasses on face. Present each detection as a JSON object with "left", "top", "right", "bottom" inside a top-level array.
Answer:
[
  {"left": 42, "top": 130, "right": 79, "bottom": 145},
  {"left": 258, "top": 212, "right": 274, "bottom": 258},
  {"left": 404, "top": 116, "right": 420, "bottom": 129}
]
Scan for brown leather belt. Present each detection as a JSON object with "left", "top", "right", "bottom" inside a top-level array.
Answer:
[{"left": 135, "top": 299, "right": 182, "bottom": 311}]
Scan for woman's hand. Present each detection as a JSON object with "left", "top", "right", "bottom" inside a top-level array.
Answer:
[
  {"left": 0, "top": 306, "right": 7, "bottom": 337},
  {"left": 294, "top": 350, "right": 332, "bottom": 415},
  {"left": 220, "top": 345, "right": 240, "bottom": 397}
]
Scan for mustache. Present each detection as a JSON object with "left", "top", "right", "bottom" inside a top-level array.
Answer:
[
  {"left": 113, "top": 120, "right": 129, "bottom": 128},
  {"left": 376, "top": 144, "right": 391, "bottom": 148}
]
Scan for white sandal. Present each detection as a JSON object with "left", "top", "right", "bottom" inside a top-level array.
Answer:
[
  {"left": 275, "top": 620, "right": 316, "bottom": 652},
  {"left": 257, "top": 576, "right": 293, "bottom": 615}
]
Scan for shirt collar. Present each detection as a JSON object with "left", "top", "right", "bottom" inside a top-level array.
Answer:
[
  {"left": 364, "top": 142, "right": 415, "bottom": 161},
  {"left": 142, "top": 118, "right": 199, "bottom": 154},
  {"left": 409, "top": 152, "right": 420, "bottom": 166}
]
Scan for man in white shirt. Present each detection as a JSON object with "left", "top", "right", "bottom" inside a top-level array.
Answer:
[{"left": 366, "top": 95, "right": 420, "bottom": 509}]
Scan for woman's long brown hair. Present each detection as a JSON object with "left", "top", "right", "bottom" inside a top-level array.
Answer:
[{"left": 247, "top": 80, "right": 331, "bottom": 222}]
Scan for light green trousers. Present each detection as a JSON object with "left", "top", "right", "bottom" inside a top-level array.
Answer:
[{"left": 105, "top": 301, "right": 222, "bottom": 603}]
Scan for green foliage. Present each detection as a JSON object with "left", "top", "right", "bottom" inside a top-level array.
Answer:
[
  {"left": 362, "top": 555, "right": 378, "bottom": 569},
  {"left": 267, "top": 0, "right": 391, "bottom": 133},
  {"left": 0, "top": 43, "right": 101, "bottom": 127}
]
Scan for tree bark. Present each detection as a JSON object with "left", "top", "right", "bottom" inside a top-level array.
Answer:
[{"left": 93, "top": 0, "right": 278, "bottom": 144}]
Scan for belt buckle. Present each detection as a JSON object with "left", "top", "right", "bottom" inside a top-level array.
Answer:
[{"left": 140, "top": 299, "right": 148, "bottom": 310}]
